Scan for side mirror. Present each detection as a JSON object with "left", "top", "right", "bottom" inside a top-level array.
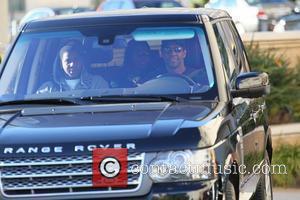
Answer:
[{"left": 231, "top": 72, "right": 270, "bottom": 98}]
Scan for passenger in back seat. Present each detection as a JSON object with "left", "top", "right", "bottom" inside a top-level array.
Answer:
[{"left": 122, "top": 40, "right": 164, "bottom": 86}]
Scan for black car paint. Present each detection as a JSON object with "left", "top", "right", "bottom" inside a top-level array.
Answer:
[
  {"left": 0, "top": 100, "right": 268, "bottom": 199},
  {"left": 0, "top": 103, "right": 214, "bottom": 153},
  {"left": 0, "top": 9, "right": 271, "bottom": 200}
]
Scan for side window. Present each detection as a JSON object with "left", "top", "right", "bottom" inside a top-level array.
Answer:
[
  {"left": 213, "top": 23, "right": 236, "bottom": 81},
  {"left": 0, "top": 39, "right": 30, "bottom": 95},
  {"left": 219, "top": 21, "right": 240, "bottom": 75},
  {"left": 221, "top": 21, "right": 250, "bottom": 73},
  {"left": 227, "top": 21, "right": 250, "bottom": 72}
]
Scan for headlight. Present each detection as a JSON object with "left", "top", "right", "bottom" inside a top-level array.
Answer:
[{"left": 148, "top": 149, "right": 216, "bottom": 183}]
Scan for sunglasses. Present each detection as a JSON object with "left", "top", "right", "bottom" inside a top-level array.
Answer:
[{"left": 162, "top": 46, "right": 184, "bottom": 54}]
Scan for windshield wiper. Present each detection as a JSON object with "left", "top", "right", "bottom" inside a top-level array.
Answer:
[
  {"left": 81, "top": 95, "right": 187, "bottom": 103},
  {"left": 0, "top": 98, "right": 83, "bottom": 106}
]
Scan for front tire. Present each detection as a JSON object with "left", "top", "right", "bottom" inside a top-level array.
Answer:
[
  {"left": 254, "top": 151, "right": 273, "bottom": 200},
  {"left": 224, "top": 180, "right": 236, "bottom": 200}
]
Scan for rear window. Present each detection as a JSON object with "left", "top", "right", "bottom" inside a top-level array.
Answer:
[
  {"left": 134, "top": 0, "right": 182, "bottom": 8},
  {"left": 246, "top": 0, "right": 288, "bottom": 5},
  {"left": 206, "top": 0, "right": 237, "bottom": 8}
]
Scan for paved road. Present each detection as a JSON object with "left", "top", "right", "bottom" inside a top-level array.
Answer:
[{"left": 273, "top": 188, "right": 300, "bottom": 200}]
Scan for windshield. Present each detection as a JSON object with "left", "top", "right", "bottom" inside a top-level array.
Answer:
[{"left": 0, "top": 25, "right": 217, "bottom": 102}]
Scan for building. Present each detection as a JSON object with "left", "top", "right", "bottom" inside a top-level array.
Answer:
[
  {"left": 0, "top": 0, "right": 96, "bottom": 55},
  {"left": 0, "top": 0, "right": 10, "bottom": 55}
]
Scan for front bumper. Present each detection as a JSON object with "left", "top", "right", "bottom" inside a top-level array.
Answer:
[
  {"left": 151, "top": 181, "right": 217, "bottom": 200},
  {"left": 101, "top": 181, "right": 218, "bottom": 200},
  {"left": 0, "top": 181, "right": 218, "bottom": 200}
]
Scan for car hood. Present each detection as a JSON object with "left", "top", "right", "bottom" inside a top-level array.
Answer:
[{"left": 0, "top": 101, "right": 221, "bottom": 156}]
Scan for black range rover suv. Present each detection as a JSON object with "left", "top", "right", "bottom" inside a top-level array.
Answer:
[{"left": 0, "top": 8, "right": 272, "bottom": 200}]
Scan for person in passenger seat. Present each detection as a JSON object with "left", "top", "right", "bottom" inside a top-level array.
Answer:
[
  {"left": 161, "top": 39, "right": 204, "bottom": 84},
  {"left": 122, "top": 40, "right": 164, "bottom": 86},
  {"left": 37, "top": 42, "right": 108, "bottom": 94}
]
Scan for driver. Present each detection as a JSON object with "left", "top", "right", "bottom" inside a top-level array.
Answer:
[
  {"left": 160, "top": 39, "right": 201, "bottom": 82},
  {"left": 37, "top": 42, "right": 108, "bottom": 93}
]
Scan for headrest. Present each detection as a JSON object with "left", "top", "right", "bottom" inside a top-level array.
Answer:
[
  {"left": 52, "top": 55, "right": 62, "bottom": 84},
  {"left": 85, "top": 47, "right": 113, "bottom": 65}
]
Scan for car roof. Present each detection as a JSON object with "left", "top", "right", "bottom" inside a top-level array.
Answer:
[{"left": 25, "top": 8, "right": 231, "bottom": 31}]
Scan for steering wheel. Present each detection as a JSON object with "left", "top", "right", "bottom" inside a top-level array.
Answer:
[
  {"left": 135, "top": 73, "right": 205, "bottom": 94},
  {"left": 157, "top": 73, "right": 198, "bottom": 86}
]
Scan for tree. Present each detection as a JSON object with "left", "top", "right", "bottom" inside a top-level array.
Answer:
[{"left": 246, "top": 44, "right": 300, "bottom": 124}]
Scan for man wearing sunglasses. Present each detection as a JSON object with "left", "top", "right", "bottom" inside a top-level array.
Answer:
[{"left": 161, "top": 40, "right": 197, "bottom": 77}]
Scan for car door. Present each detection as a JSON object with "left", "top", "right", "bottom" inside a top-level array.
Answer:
[
  {"left": 213, "top": 21, "right": 247, "bottom": 183},
  {"left": 214, "top": 20, "right": 266, "bottom": 184},
  {"left": 225, "top": 20, "right": 267, "bottom": 170}
]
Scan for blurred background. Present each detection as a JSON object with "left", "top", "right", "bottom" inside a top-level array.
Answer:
[{"left": 0, "top": 0, "right": 299, "bottom": 199}]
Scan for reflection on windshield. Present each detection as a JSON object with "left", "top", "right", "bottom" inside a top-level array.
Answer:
[{"left": 0, "top": 25, "right": 216, "bottom": 102}]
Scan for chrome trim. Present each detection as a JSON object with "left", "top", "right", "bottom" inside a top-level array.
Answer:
[
  {"left": 2, "top": 172, "right": 93, "bottom": 179},
  {"left": 2, "top": 169, "right": 138, "bottom": 179},
  {"left": 0, "top": 155, "right": 142, "bottom": 167},
  {"left": 21, "top": 102, "right": 169, "bottom": 116},
  {"left": 0, "top": 153, "right": 145, "bottom": 198},
  {"left": 4, "top": 181, "right": 140, "bottom": 191}
]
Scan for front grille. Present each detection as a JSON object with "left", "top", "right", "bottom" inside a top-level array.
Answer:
[{"left": 0, "top": 153, "right": 144, "bottom": 198}]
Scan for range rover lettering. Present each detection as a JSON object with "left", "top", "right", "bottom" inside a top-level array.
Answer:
[{"left": 0, "top": 8, "right": 272, "bottom": 200}]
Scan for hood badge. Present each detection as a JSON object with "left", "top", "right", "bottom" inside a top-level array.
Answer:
[{"left": 2, "top": 143, "right": 136, "bottom": 154}]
